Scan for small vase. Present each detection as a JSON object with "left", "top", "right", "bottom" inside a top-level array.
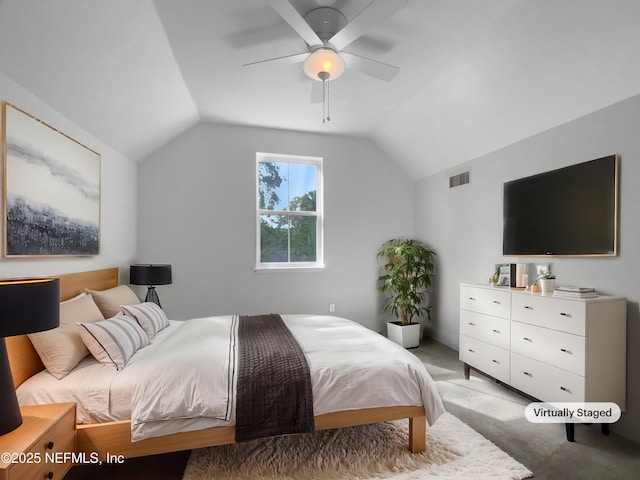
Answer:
[{"left": 539, "top": 278, "right": 555, "bottom": 293}]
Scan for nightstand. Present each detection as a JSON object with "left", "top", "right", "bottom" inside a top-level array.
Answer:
[{"left": 0, "top": 403, "right": 76, "bottom": 480}]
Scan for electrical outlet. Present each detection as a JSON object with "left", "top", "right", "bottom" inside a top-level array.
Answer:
[{"left": 329, "top": 303, "right": 335, "bottom": 313}]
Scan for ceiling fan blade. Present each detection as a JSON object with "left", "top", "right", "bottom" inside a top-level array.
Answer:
[
  {"left": 243, "top": 52, "right": 308, "bottom": 67},
  {"left": 328, "top": 0, "right": 407, "bottom": 51},
  {"left": 310, "top": 81, "right": 323, "bottom": 103},
  {"left": 267, "top": 0, "right": 323, "bottom": 47},
  {"left": 341, "top": 51, "right": 399, "bottom": 82}
]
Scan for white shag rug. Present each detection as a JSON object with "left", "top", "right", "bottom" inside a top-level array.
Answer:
[{"left": 182, "top": 413, "right": 533, "bottom": 480}]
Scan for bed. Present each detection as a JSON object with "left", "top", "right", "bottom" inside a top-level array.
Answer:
[{"left": 7, "top": 268, "right": 444, "bottom": 460}]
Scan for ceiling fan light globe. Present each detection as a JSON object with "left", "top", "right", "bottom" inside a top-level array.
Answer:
[{"left": 303, "top": 48, "right": 345, "bottom": 81}]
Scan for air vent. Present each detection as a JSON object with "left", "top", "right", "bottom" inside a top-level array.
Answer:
[{"left": 449, "top": 171, "right": 470, "bottom": 188}]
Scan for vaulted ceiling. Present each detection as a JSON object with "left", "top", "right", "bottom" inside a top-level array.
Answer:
[{"left": 1, "top": 0, "right": 639, "bottom": 179}]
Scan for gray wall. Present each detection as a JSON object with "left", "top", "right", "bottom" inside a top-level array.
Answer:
[
  {"left": 415, "top": 93, "right": 640, "bottom": 443},
  {"left": 137, "top": 122, "right": 415, "bottom": 332}
]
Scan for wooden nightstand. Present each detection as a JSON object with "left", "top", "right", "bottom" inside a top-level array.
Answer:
[{"left": 0, "top": 403, "right": 76, "bottom": 480}]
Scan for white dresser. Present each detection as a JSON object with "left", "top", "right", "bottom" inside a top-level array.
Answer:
[{"left": 459, "top": 284, "right": 626, "bottom": 412}]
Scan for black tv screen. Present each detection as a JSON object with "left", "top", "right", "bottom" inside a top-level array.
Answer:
[{"left": 503, "top": 155, "right": 618, "bottom": 256}]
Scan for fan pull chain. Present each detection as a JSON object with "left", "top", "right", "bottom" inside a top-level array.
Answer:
[
  {"left": 322, "top": 78, "right": 331, "bottom": 123},
  {"left": 326, "top": 78, "right": 331, "bottom": 122},
  {"left": 318, "top": 71, "right": 331, "bottom": 123},
  {"left": 322, "top": 78, "right": 326, "bottom": 123}
]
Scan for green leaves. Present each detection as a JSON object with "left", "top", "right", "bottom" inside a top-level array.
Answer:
[
  {"left": 377, "top": 239, "right": 436, "bottom": 326},
  {"left": 258, "top": 161, "right": 283, "bottom": 210}
]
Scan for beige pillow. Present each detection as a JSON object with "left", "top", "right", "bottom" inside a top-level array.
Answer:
[
  {"left": 86, "top": 285, "right": 140, "bottom": 318},
  {"left": 28, "top": 293, "right": 105, "bottom": 379}
]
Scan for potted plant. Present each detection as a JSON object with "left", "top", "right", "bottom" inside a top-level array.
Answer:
[
  {"left": 536, "top": 273, "right": 556, "bottom": 293},
  {"left": 377, "top": 239, "right": 436, "bottom": 348}
]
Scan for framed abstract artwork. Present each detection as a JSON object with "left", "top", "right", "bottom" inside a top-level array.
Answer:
[{"left": 2, "top": 102, "right": 101, "bottom": 256}]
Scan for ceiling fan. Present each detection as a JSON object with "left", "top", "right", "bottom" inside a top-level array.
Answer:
[{"left": 244, "top": 0, "right": 408, "bottom": 119}]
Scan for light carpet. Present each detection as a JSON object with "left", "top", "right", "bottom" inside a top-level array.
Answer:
[{"left": 182, "top": 412, "right": 533, "bottom": 480}]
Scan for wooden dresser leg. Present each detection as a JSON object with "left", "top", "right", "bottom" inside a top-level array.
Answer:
[
  {"left": 408, "top": 415, "right": 426, "bottom": 453},
  {"left": 464, "top": 363, "right": 470, "bottom": 379}
]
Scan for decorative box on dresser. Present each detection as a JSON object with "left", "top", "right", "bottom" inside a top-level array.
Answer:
[
  {"left": 0, "top": 403, "right": 76, "bottom": 480},
  {"left": 459, "top": 284, "right": 627, "bottom": 441}
]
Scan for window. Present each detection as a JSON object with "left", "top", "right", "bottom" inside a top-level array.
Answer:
[{"left": 256, "top": 152, "right": 323, "bottom": 270}]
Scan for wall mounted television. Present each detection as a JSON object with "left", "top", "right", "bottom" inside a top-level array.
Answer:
[{"left": 503, "top": 154, "right": 619, "bottom": 256}]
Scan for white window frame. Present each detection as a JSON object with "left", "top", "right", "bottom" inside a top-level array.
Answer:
[{"left": 255, "top": 152, "right": 324, "bottom": 271}]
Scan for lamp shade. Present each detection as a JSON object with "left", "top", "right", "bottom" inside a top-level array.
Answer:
[
  {"left": 0, "top": 277, "right": 60, "bottom": 435},
  {"left": 130, "top": 264, "right": 172, "bottom": 286},
  {"left": 303, "top": 47, "right": 345, "bottom": 81},
  {"left": 0, "top": 277, "right": 60, "bottom": 337}
]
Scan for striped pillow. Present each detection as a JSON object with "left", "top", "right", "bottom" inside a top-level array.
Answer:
[
  {"left": 122, "top": 302, "right": 169, "bottom": 339},
  {"left": 78, "top": 315, "right": 149, "bottom": 369}
]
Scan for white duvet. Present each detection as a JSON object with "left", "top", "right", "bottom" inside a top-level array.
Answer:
[{"left": 18, "top": 314, "right": 445, "bottom": 441}]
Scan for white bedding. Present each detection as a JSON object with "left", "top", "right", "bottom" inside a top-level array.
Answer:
[{"left": 18, "top": 315, "right": 445, "bottom": 441}]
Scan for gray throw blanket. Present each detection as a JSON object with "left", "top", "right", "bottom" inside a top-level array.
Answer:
[{"left": 235, "top": 314, "right": 315, "bottom": 442}]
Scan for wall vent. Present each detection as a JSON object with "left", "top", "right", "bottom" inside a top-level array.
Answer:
[{"left": 449, "top": 171, "right": 470, "bottom": 188}]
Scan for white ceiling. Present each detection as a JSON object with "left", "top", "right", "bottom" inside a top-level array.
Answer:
[{"left": 1, "top": 0, "right": 639, "bottom": 179}]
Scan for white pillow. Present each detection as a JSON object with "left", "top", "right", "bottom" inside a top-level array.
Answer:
[
  {"left": 122, "top": 302, "right": 169, "bottom": 339},
  {"left": 85, "top": 285, "right": 140, "bottom": 318},
  {"left": 78, "top": 315, "right": 149, "bottom": 369},
  {"left": 28, "top": 293, "right": 105, "bottom": 379}
]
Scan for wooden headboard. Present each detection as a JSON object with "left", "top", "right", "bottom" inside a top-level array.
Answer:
[{"left": 6, "top": 267, "right": 120, "bottom": 388}]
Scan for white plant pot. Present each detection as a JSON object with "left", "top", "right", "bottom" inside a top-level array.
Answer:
[
  {"left": 539, "top": 278, "right": 556, "bottom": 293},
  {"left": 386, "top": 321, "right": 421, "bottom": 349}
]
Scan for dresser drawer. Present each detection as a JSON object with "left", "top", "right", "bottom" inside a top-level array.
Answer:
[
  {"left": 511, "top": 293, "right": 586, "bottom": 335},
  {"left": 459, "top": 335, "right": 509, "bottom": 383},
  {"left": 511, "top": 353, "right": 585, "bottom": 402},
  {"left": 460, "top": 285, "right": 511, "bottom": 319},
  {"left": 511, "top": 321, "right": 585, "bottom": 375},
  {"left": 460, "top": 310, "right": 510, "bottom": 349}
]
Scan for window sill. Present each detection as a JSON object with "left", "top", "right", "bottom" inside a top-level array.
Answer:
[{"left": 254, "top": 265, "right": 325, "bottom": 273}]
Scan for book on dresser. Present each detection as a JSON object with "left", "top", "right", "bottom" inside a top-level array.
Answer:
[{"left": 553, "top": 286, "right": 598, "bottom": 298}]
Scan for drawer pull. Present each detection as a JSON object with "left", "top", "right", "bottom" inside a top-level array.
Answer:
[
  {"left": 468, "top": 322, "right": 476, "bottom": 326},
  {"left": 523, "top": 337, "right": 533, "bottom": 342},
  {"left": 47, "top": 472, "right": 54, "bottom": 480},
  {"left": 492, "top": 329, "right": 500, "bottom": 334},
  {"left": 560, "top": 312, "right": 570, "bottom": 317},
  {"left": 469, "top": 297, "right": 476, "bottom": 301},
  {"left": 560, "top": 348, "right": 572, "bottom": 354},
  {"left": 492, "top": 359, "right": 500, "bottom": 364},
  {"left": 47, "top": 441, "right": 55, "bottom": 449},
  {"left": 523, "top": 371, "right": 532, "bottom": 377},
  {"left": 524, "top": 305, "right": 533, "bottom": 310},
  {"left": 560, "top": 386, "right": 571, "bottom": 393},
  {"left": 468, "top": 348, "right": 475, "bottom": 353},
  {"left": 492, "top": 300, "right": 501, "bottom": 305}
]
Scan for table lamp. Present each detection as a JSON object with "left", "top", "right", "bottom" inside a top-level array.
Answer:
[
  {"left": 129, "top": 264, "right": 172, "bottom": 308},
  {"left": 0, "top": 277, "right": 60, "bottom": 435}
]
